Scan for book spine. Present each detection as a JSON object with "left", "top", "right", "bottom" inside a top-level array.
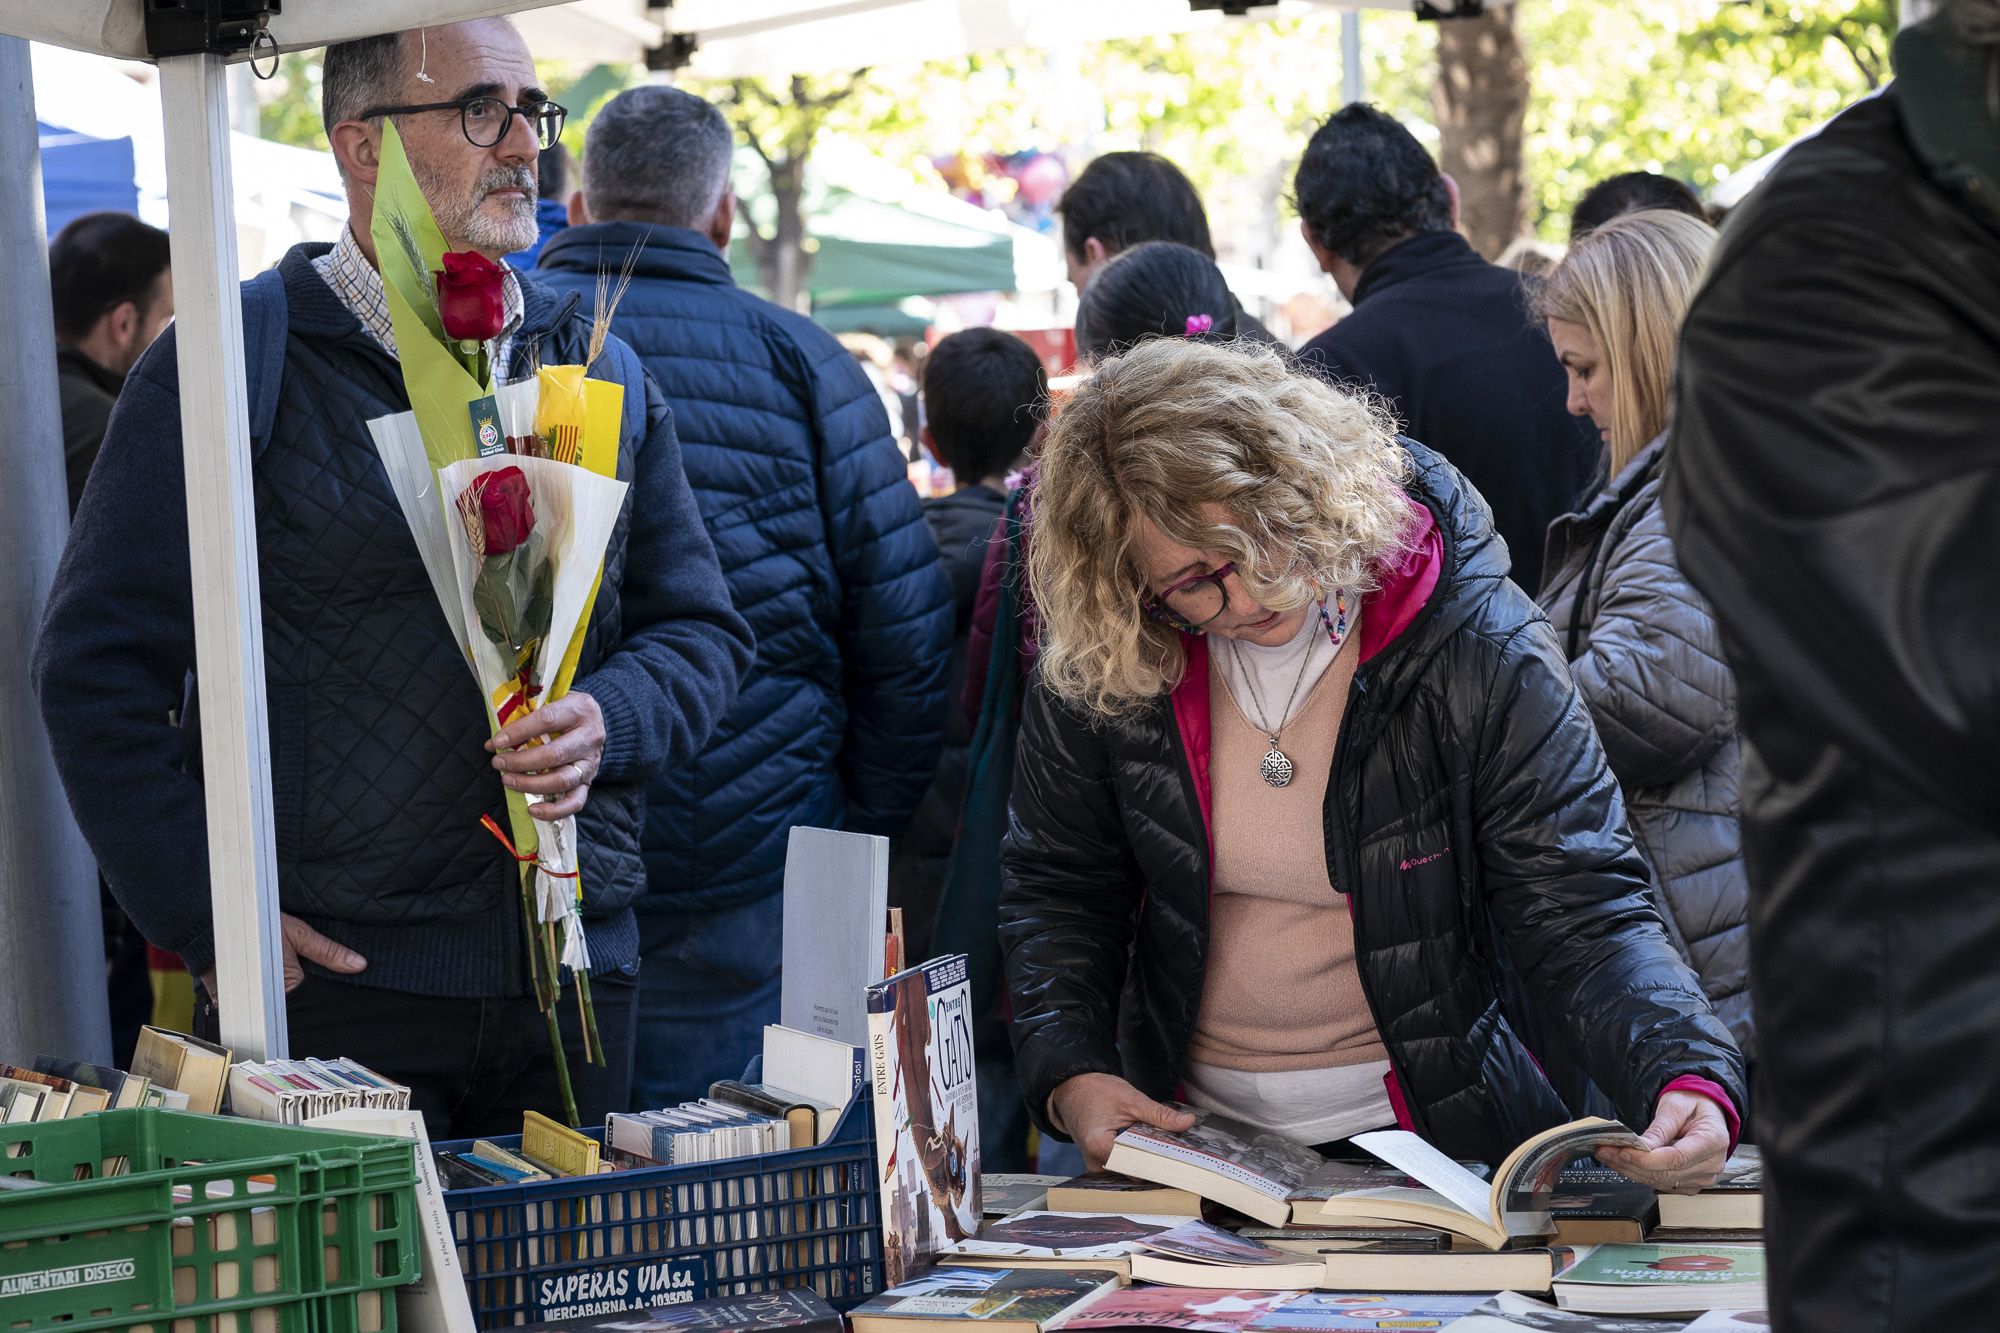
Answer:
[{"left": 866, "top": 995, "right": 903, "bottom": 1286}]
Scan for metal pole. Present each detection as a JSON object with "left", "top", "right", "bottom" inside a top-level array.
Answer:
[
  {"left": 1342, "top": 8, "right": 1364, "bottom": 105},
  {"left": 156, "top": 50, "right": 288, "bottom": 1061},
  {"left": 0, "top": 35, "right": 113, "bottom": 1063}
]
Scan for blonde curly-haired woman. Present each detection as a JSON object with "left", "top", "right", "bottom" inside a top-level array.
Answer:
[{"left": 998, "top": 337, "right": 1744, "bottom": 1187}]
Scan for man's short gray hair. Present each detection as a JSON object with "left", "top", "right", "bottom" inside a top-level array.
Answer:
[
  {"left": 584, "top": 85, "right": 736, "bottom": 229},
  {"left": 321, "top": 32, "right": 409, "bottom": 138}
]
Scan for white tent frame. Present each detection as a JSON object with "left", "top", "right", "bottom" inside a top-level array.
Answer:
[
  {"left": 0, "top": 0, "right": 1391, "bottom": 1064},
  {"left": 0, "top": 0, "right": 569, "bottom": 1061}
]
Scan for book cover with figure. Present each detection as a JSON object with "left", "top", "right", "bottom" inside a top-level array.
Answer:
[{"left": 869, "top": 954, "right": 983, "bottom": 1286}]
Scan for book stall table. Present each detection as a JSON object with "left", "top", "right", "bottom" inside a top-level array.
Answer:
[
  {"left": 0, "top": 1108, "right": 423, "bottom": 1333},
  {"left": 438, "top": 1089, "right": 883, "bottom": 1329}
]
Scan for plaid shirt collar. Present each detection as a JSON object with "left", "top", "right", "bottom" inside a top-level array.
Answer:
[{"left": 312, "top": 222, "right": 524, "bottom": 367}]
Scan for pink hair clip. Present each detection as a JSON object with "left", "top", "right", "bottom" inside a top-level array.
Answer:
[{"left": 1184, "top": 313, "right": 1214, "bottom": 336}]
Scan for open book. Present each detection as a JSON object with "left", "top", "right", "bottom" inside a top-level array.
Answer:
[{"left": 1316, "top": 1116, "right": 1643, "bottom": 1249}]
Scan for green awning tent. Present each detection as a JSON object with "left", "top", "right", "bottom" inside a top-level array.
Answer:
[{"left": 728, "top": 145, "right": 1028, "bottom": 314}]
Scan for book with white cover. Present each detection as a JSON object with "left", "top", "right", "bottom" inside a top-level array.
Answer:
[
  {"left": 306, "top": 1107, "right": 476, "bottom": 1333},
  {"left": 762, "top": 1024, "right": 865, "bottom": 1120},
  {"left": 780, "top": 827, "right": 890, "bottom": 1047}
]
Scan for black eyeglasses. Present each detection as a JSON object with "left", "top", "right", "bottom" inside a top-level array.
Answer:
[{"left": 357, "top": 96, "right": 568, "bottom": 150}]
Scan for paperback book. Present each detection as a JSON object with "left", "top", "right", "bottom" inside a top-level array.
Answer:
[
  {"left": 1234, "top": 1226, "right": 1451, "bottom": 1258},
  {"left": 1548, "top": 1162, "right": 1659, "bottom": 1245},
  {"left": 1285, "top": 1159, "right": 1486, "bottom": 1225},
  {"left": 1655, "top": 1147, "right": 1762, "bottom": 1232},
  {"left": 849, "top": 1267, "right": 1120, "bottom": 1333},
  {"left": 943, "top": 1210, "right": 1190, "bottom": 1275},
  {"left": 868, "top": 954, "right": 983, "bottom": 1286},
  {"left": 1127, "top": 1223, "right": 1327, "bottom": 1289},
  {"left": 1317, "top": 1118, "right": 1643, "bottom": 1248},
  {"left": 983, "top": 1174, "right": 1066, "bottom": 1217},
  {"left": 1316, "top": 1246, "right": 1579, "bottom": 1295},
  {"left": 1246, "top": 1292, "right": 1494, "bottom": 1330},
  {"left": 1045, "top": 1287, "right": 1303, "bottom": 1332},
  {"left": 1549, "top": 1243, "right": 1765, "bottom": 1315},
  {"left": 1108, "top": 1109, "right": 1328, "bottom": 1227},
  {"left": 781, "top": 826, "right": 891, "bottom": 1047},
  {"left": 1046, "top": 1170, "right": 1204, "bottom": 1218},
  {"left": 1443, "top": 1289, "right": 1715, "bottom": 1331}
]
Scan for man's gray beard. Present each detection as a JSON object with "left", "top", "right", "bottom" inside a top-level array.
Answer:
[{"left": 414, "top": 159, "right": 539, "bottom": 255}]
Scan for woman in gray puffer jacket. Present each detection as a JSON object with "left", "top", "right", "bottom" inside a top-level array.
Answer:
[{"left": 1535, "top": 210, "right": 1753, "bottom": 1060}]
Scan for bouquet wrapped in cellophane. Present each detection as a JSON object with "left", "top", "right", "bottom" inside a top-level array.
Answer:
[{"left": 362, "top": 122, "right": 633, "bottom": 1123}]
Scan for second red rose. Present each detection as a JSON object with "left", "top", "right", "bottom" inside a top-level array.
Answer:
[
  {"left": 472, "top": 465, "right": 535, "bottom": 555},
  {"left": 436, "top": 249, "right": 507, "bottom": 343}
]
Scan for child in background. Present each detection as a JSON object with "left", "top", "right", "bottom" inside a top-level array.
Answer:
[{"left": 888, "top": 327, "right": 1048, "bottom": 1172}]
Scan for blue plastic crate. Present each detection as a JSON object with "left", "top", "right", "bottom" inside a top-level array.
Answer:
[{"left": 437, "top": 1094, "right": 881, "bottom": 1329}]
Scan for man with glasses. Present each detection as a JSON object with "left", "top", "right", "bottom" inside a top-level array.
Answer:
[{"left": 33, "top": 20, "right": 753, "bottom": 1136}]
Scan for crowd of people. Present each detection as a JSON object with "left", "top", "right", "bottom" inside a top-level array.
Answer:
[{"left": 28, "top": 8, "right": 2000, "bottom": 1329}]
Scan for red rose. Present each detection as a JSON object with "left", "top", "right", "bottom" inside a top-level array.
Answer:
[
  {"left": 435, "top": 250, "right": 507, "bottom": 343},
  {"left": 471, "top": 466, "right": 535, "bottom": 555}
]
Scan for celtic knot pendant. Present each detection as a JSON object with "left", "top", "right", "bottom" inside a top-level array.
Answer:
[{"left": 1260, "top": 744, "right": 1294, "bottom": 788}]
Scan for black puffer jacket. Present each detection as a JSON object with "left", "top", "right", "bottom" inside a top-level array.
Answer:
[
  {"left": 1664, "top": 24, "right": 2000, "bottom": 1329},
  {"left": 1001, "top": 444, "right": 1743, "bottom": 1165},
  {"left": 1540, "top": 438, "right": 1752, "bottom": 1058}
]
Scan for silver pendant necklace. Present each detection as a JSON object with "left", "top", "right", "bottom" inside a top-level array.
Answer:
[
  {"left": 1227, "top": 594, "right": 1354, "bottom": 789},
  {"left": 1229, "top": 632, "right": 1318, "bottom": 789}
]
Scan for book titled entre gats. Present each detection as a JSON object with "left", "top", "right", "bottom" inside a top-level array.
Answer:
[{"left": 869, "top": 954, "right": 983, "bottom": 1288}]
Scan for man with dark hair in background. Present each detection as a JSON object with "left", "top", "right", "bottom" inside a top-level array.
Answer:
[
  {"left": 1665, "top": 3, "right": 2000, "bottom": 1326},
  {"left": 49, "top": 212, "right": 173, "bottom": 515},
  {"left": 1057, "top": 150, "right": 1277, "bottom": 342},
  {"left": 1293, "top": 104, "right": 1595, "bottom": 593},
  {"left": 1570, "top": 170, "right": 1707, "bottom": 239},
  {"left": 35, "top": 20, "right": 752, "bottom": 1135},
  {"left": 47, "top": 210, "right": 176, "bottom": 1064},
  {"left": 537, "top": 85, "right": 953, "bottom": 1108}
]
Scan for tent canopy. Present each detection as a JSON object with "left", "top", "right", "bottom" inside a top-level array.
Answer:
[
  {"left": 729, "top": 140, "right": 1060, "bottom": 305},
  {"left": 39, "top": 121, "right": 138, "bottom": 234},
  {"left": 732, "top": 190, "right": 1016, "bottom": 306},
  {"left": 512, "top": 0, "right": 1426, "bottom": 74},
  {"left": 9, "top": 0, "right": 1429, "bottom": 73}
]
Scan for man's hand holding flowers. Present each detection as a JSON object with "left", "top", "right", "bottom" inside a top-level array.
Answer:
[{"left": 488, "top": 692, "right": 604, "bottom": 821}]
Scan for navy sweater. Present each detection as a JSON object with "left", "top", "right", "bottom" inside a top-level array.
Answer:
[
  {"left": 538, "top": 224, "right": 952, "bottom": 912},
  {"left": 1298, "top": 231, "right": 1598, "bottom": 593},
  {"left": 32, "top": 244, "right": 753, "bottom": 993}
]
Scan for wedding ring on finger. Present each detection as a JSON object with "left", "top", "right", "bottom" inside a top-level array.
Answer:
[{"left": 569, "top": 762, "right": 586, "bottom": 788}]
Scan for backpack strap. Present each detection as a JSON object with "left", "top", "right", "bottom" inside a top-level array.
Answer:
[{"left": 238, "top": 266, "right": 289, "bottom": 456}]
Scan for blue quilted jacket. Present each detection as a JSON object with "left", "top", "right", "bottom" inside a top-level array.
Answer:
[
  {"left": 33, "top": 244, "right": 754, "bottom": 994},
  {"left": 538, "top": 224, "right": 953, "bottom": 912}
]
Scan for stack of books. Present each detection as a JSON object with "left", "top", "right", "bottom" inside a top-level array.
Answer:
[
  {"left": 437, "top": 1110, "right": 607, "bottom": 1187},
  {"left": 228, "top": 1056, "right": 410, "bottom": 1123},
  {"left": 605, "top": 1099, "right": 793, "bottom": 1168},
  {"left": 0, "top": 1029, "right": 235, "bottom": 1126},
  {"left": 131, "top": 1027, "right": 234, "bottom": 1113}
]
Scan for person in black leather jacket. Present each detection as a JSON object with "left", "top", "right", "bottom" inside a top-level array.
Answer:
[
  {"left": 1663, "top": 7, "right": 2000, "bottom": 1328},
  {"left": 1000, "top": 337, "right": 1744, "bottom": 1180}
]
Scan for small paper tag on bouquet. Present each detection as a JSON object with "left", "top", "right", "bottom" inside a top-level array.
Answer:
[{"left": 468, "top": 395, "right": 505, "bottom": 456}]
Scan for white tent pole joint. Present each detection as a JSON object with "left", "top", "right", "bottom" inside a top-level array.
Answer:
[{"left": 157, "top": 48, "right": 289, "bottom": 1062}]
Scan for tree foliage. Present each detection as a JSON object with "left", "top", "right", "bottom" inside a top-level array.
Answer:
[
  {"left": 248, "top": 3, "right": 1893, "bottom": 258},
  {"left": 1519, "top": 0, "right": 1893, "bottom": 236}
]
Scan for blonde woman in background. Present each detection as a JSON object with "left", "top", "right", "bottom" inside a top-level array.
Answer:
[
  {"left": 997, "top": 336, "right": 1744, "bottom": 1181},
  {"left": 1534, "top": 211, "right": 1754, "bottom": 1075}
]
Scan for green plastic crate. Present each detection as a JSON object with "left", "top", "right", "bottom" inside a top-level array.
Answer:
[{"left": 0, "top": 1109, "right": 420, "bottom": 1333}]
